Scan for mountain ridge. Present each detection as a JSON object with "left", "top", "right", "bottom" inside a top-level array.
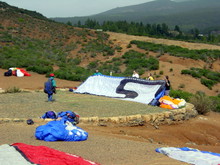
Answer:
[{"left": 52, "top": 0, "right": 220, "bottom": 32}]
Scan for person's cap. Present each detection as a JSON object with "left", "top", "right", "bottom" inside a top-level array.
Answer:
[{"left": 50, "top": 73, "right": 55, "bottom": 77}]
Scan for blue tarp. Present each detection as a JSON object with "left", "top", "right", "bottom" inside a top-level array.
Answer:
[{"left": 35, "top": 119, "right": 88, "bottom": 142}]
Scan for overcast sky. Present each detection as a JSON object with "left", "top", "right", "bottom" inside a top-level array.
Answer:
[{"left": 2, "top": 0, "right": 154, "bottom": 18}]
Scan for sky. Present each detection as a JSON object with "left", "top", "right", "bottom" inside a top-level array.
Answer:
[{"left": 2, "top": 0, "right": 154, "bottom": 18}]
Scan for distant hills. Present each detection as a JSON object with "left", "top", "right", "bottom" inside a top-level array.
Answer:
[{"left": 51, "top": 0, "right": 220, "bottom": 32}]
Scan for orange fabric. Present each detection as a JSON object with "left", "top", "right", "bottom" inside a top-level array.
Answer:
[
  {"left": 160, "top": 103, "right": 174, "bottom": 109},
  {"left": 159, "top": 96, "right": 185, "bottom": 109}
]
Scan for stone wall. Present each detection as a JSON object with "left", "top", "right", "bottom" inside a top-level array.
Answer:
[
  {"left": 0, "top": 103, "right": 198, "bottom": 127},
  {"left": 80, "top": 103, "right": 198, "bottom": 127}
]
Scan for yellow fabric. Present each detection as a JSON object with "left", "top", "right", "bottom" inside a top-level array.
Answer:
[
  {"left": 159, "top": 96, "right": 186, "bottom": 109},
  {"left": 148, "top": 76, "right": 154, "bottom": 80}
]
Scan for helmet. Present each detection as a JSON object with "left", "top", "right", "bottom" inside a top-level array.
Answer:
[
  {"left": 26, "top": 119, "right": 34, "bottom": 125},
  {"left": 49, "top": 73, "right": 54, "bottom": 77}
]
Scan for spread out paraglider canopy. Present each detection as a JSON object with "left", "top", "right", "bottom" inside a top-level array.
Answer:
[{"left": 74, "top": 75, "right": 166, "bottom": 105}]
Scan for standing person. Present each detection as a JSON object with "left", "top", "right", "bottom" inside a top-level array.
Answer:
[
  {"left": 164, "top": 75, "right": 171, "bottom": 95},
  {"left": 147, "top": 73, "right": 154, "bottom": 80},
  {"left": 44, "top": 73, "right": 57, "bottom": 102},
  {"left": 132, "top": 70, "right": 139, "bottom": 78},
  {"left": 93, "top": 70, "right": 102, "bottom": 76}
]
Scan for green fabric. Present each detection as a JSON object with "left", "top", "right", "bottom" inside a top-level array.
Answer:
[{"left": 50, "top": 77, "right": 56, "bottom": 87}]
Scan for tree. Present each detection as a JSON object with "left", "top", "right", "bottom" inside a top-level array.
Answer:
[
  {"left": 66, "top": 21, "right": 72, "bottom": 26},
  {"left": 174, "top": 25, "right": 181, "bottom": 32}
]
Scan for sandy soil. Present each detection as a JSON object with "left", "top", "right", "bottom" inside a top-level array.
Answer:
[
  {"left": 0, "top": 68, "right": 220, "bottom": 165},
  {"left": 107, "top": 32, "right": 220, "bottom": 50},
  {"left": 0, "top": 68, "right": 81, "bottom": 90},
  {"left": 106, "top": 32, "right": 220, "bottom": 96},
  {"left": 0, "top": 114, "right": 220, "bottom": 165}
]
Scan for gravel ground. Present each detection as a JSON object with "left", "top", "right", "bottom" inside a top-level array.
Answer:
[{"left": 0, "top": 123, "right": 188, "bottom": 165}]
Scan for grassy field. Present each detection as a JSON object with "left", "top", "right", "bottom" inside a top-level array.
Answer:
[{"left": 0, "top": 90, "right": 167, "bottom": 119}]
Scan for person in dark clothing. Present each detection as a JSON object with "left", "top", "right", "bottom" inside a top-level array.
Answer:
[
  {"left": 44, "top": 73, "right": 57, "bottom": 102},
  {"left": 164, "top": 75, "right": 171, "bottom": 95}
]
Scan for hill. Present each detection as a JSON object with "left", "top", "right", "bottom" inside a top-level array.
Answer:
[
  {"left": 0, "top": 1, "right": 220, "bottom": 97},
  {"left": 52, "top": 0, "right": 220, "bottom": 32},
  {"left": 0, "top": 3, "right": 220, "bottom": 164}
]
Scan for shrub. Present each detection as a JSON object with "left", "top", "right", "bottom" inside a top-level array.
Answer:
[
  {"left": 26, "top": 65, "right": 53, "bottom": 74},
  {"left": 159, "top": 71, "right": 163, "bottom": 75},
  {"left": 178, "top": 84, "right": 185, "bottom": 88},
  {"left": 87, "top": 61, "right": 99, "bottom": 70},
  {"left": 189, "top": 92, "right": 214, "bottom": 115},
  {"left": 170, "top": 89, "right": 193, "bottom": 102},
  {"left": 209, "top": 96, "right": 220, "bottom": 113},
  {"left": 127, "top": 44, "right": 131, "bottom": 48},
  {"left": 200, "top": 78, "right": 217, "bottom": 90},
  {"left": 122, "top": 50, "right": 159, "bottom": 72},
  {"left": 4, "top": 87, "right": 21, "bottom": 93}
]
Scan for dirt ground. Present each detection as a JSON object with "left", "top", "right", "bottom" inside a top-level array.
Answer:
[{"left": 0, "top": 68, "right": 220, "bottom": 165}]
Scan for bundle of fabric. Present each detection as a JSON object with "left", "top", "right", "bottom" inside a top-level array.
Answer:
[
  {"left": 156, "top": 147, "right": 220, "bottom": 165},
  {"left": 35, "top": 119, "right": 88, "bottom": 142},
  {"left": 57, "top": 111, "right": 80, "bottom": 124},
  {"left": 41, "top": 111, "right": 80, "bottom": 125},
  {"left": 159, "top": 95, "right": 186, "bottom": 109},
  {"left": 4, "top": 67, "right": 31, "bottom": 77},
  {"left": 41, "top": 111, "right": 58, "bottom": 119},
  {"left": 0, "top": 143, "right": 99, "bottom": 165}
]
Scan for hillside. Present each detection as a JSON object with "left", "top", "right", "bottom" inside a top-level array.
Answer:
[
  {"left": 0, "top": 1, "right": 220, "bottom": 97},
  {"left": 52, "top": 0, "right": 220, "bottom": 32},
  {"left": 0, "top": 3, "right": 220, "bottom": 164}
]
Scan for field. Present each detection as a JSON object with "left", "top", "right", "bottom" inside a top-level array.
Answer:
[{"left": 0, "top": 68, "right": 220, "bottom": 165}]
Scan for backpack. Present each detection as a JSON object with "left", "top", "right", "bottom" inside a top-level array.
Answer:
[
  {"left": 4, "top": 70, "right": 12, "bottom": 76},
  {"left": 57, "top": 111, "right": 80, "bottom": 125},
  {"left": 44, "top": 79, "right": 53, "bottom": 94},
  {"left": 41, "top": 111, "right": 57, "bottom": 119}
]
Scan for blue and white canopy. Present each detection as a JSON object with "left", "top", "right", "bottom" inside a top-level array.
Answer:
[{"left": 75, "top": 75, "right": 166, "bottom": 104}]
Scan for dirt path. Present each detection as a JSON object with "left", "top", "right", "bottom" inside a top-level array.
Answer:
[
  {"left": 107, "top": 31, "right": 220, "bottom": 50},
  {"left": 0, "top": 122, "right": 189, "bottom": 165},
  {"left": 0, "top": 112, "right": 220, "bottom": 165}
]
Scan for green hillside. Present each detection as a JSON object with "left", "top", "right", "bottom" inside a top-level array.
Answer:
[
  {"left": 1, "top": 1, "right": 220, "bottom": 111},
  {"left": 52, "top": 0, "right": 220, "bottom": 32}
]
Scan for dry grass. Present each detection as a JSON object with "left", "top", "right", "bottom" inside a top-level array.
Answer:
[{"left": 0, "top": 91, "right": 167, "bottom": 119}]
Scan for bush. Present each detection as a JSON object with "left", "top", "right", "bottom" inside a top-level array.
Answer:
[
  {"left": 209, "top": 96, "right": 220, "bottom": 113},
  {"left": 170, "top": 89, "right": 193, "bottom": 102},
  {"left": 122, "top": 50, "right": 159, "bottom": 71},
  {"left": 178, "top": 84, "right": 185, "bottom": 88},
  {"left": 26, "top": 65, "right": 53, "bottom": 74},
  {"left": 189, "top": 92, "right": 214, "bottom": 115},
  {"left": 4, "top": 87, "right": 21, "bottom": 93},
  {"left": 200, "top": 78, "right": 217, "bottom": 90}
]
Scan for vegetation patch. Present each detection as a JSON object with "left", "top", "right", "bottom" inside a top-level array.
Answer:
[
  {"left": 130, "top": 40, "right": 220, "bottom": 61},
  {"left": 181, "top": 68, "right": 220, "bottom": 89},
  {"left": 122, "top": 50, "right": 159, "bottom": 76}
]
